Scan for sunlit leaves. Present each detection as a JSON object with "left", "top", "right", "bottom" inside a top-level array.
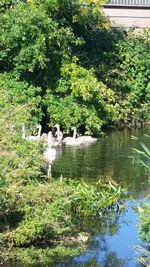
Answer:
[
  {"left": 0, "top": 73, "right": 42, "bottom": 125},
  {"left": 0, "top": 2, "right": 80, "bottom": 84},
  {"left": 46, "top": 59, "right": 116, "bottom": 134},
  {"left": 116, "top": 30, "right": 150, "bottom": 120}
]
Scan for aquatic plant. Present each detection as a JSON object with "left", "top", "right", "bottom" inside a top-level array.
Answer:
[
  {"left": 0, "top": 177, "right": 125, "bottom": 265},
  {"left": 0, "top": 90, "right": 126, "bottom": 265},
  {"left": 134, "top": 246, "right": 150, "bottom": 267},
  {"left": 132, "top": 135, "right": 150, "bottom": 266},
  {"left": 132, "top": 135, "right": 150, "bottom": 174}
]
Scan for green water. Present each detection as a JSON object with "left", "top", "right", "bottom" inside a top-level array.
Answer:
[
  {"left": 53, "top": 127, "right": 150, "bottom": 199},
  {"left": 7, "top": 128, "right": 150, "bottom": 267},
  {"left": 52, "top": 127, "right": 150, "bottom": 267}
]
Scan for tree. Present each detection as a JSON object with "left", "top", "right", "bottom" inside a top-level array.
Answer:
[
  {"left": 0, "top": 2, "right": 80, "bottom": 88},
  {"left": 0, "top": 73, "right": 42, "bottom": 128},
  {"left": 46, "top": 59, "right": 117, "bottom": 134},
  {"left": 0, "top": 0, "right": 112, "bottom": 133},
  {"left": 113, "top": 30, "right": 150, "bottom": 124}
]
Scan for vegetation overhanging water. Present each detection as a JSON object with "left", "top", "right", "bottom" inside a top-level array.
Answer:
[
  {"left": 52, "top": 127, "right": 150, "bottom": 267},
  {"left": 0, "top": 127, "right": 148, "bottom": 267},
  {"left": 0, "top": 1, "right": 150, "bottom": 266}
]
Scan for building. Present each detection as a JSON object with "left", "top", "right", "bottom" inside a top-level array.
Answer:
[{"left": 103, "top": 0, "right": 150, "bottom": 28}]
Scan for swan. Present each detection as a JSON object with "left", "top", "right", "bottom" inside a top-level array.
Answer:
[
  {"left": 62, "top": 126, "right": 83, "bottom": 146},
  {"left": 77, "top": 134, "right": 97, "bottom": 144},
  {"left": 22, "top": 124, "right": 42, "bottom": 141},
  {"left": 41, "top": 133, "right": 48, "bottom": 142},
  {"left": 55, "top": 124, "right": 63, "bottom": 140},
  {"left": 51, "top": 124, "right": 63, "bottom": 147},
  {"left": 43, "top": 131, "right": 56, "bottom": 176}
]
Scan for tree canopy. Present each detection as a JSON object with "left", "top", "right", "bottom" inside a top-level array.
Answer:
[{"left": 0, "top": 0, "right": 149, "bottom": 133}]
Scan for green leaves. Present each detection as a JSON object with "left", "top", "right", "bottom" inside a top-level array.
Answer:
[
  {"left": 46, "top": 60, "right": 116, "bottom": 134},
  {"left": 133, "top": 137, "right": 150, "bottom": 249},
  {"left": 132, "top": 135, "right": 150, "bottom": 172},
  {"left": 0, "top": 178, "right": 124, "bottom": 248},
  {"left": 138, "top": 204, "right": 150, "bottom": 243},
  {"left": 0, "top": 2, "right": 79, "bottom": 86},
  {"left": 1, "top": 0, "right": 149, "bottom": 132},
  {"left": 113, "top": 30, "right": 150, "bottom": 124},
  {"left": 0, "top": 73, "right": 42, "bottom": 126}
]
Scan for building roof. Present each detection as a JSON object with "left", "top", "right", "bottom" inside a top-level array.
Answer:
[{"left": 105, "top": 0, "right": 150, "bottom": 6}]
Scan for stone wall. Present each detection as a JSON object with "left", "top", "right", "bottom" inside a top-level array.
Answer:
[{"left": 103, "top": 7, "right": 150, "bottom": 28}]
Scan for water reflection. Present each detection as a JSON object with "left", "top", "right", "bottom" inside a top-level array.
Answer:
[
  {"left": 53, "top": 128, "right": 150, "bottom": 267},
  {"left": 9, "top": 129, "right": 149, "bottom": 267},
  {"left": 53, "top": 128, "right": 150, "bottom": 199},
  {"left": 56, "top": 202, "right": 144, "bottom": 267}
]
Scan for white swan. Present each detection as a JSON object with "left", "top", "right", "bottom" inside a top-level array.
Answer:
[
  {"left": 41, "top": 133, "right": 48, "bottom": 142},
  {"left": 22, "top": 124, "right": 42, "bottom": 141},
  {"left": 62, "top": 126, "right": 83, "bottom": 146},
  {"left": 43, "top": 131, "right": 56, "bottom": 176},
  {"left": 51, "top": 124, "right": 63, "bottom": 147},
  {"left": 77, "top": 134, "right": 97, "bottom": 144},
  {"left": 55, "top": 124, "right": 63, "bottom": 140},
  {"left": 55, "top": 130, "right": 63, "bottom": 142}
]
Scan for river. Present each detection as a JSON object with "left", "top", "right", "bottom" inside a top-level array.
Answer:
[{"left": 51, "top": 127, "right": 150, "bottom": 267}]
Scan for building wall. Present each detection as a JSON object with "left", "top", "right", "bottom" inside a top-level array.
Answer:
[{"left": 103, "top": 7, "right": 150, "bottom": 28}]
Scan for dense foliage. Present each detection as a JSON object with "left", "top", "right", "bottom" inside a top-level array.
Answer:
[
  {"left": 113, "top": 31, "right": 150, "bottom": 126},
  {"left": 138, "top": 204, "right": 150, "bottom": 243},
  {"left": 0, "top": 0, "right": 148, "bottom": 264},
  {"left": 136, "top": 137, "right": 150, "bottom": 244},
  {"left": 133, "top": 136, "right": 150, "bottom": 266},
  {"left": 0, "top": 87, "right": 124, "bottom": 264},
  {"left": 0, "top": 0, "right": 149, "bottom": 134}
]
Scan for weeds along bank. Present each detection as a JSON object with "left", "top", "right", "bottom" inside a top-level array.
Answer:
[
  {"left": 0, "top": 89, "right": 125, "bottom": 265},
  {"left": 133, "top": 136, "right": 150, "bottom": 266},
  {"left": 0, "top": 178, "right": 125, "bottom": 265},
  {"left": 0, "top": 1, "right": 150, "bottom": 135},
  {"left": 137, "top": 141, "right": 150, "bottom": 250},
  {"left": 0, "top": 2, "right": 149, "bottom": 262}
]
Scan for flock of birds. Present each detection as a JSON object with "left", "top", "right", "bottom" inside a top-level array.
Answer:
[{"left": 22, "top": 124, "right": 98, "bottom": 176}]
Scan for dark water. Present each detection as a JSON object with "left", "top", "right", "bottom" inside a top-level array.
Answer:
[{"left": 52, "top": 127, "right": 150, "bottom": 267}]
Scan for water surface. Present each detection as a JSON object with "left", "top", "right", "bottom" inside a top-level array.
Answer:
[{"left": 52, "top": 127, "right": 150, "bottom": 267}]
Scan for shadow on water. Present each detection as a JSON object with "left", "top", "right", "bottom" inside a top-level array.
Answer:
[
  {"left": 55, "top": 201, "right": 145, "bottom": 267},
  {"left": 52, "top": 127, "right": 150, "bottom": 267},
  {"left": 7, "top": 128, "right": 149, "bottom": 267},
  {"left": 53, "top": 127, "right": 150, "bottom": 199}
]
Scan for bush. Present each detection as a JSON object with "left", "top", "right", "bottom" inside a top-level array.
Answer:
[
  {"left": 0, "top": 85, "right": 125, "bottom": 265},
  {"left": 133, "top": 136, "right": 150, "bottom": 266}
]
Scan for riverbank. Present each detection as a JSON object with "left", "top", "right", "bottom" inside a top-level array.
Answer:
[
  {"left": 0, "top": 178, "right": 125, "bottom": 266},
  {"left": 51, "top": 127, "right": 150, "bottom": 266}
]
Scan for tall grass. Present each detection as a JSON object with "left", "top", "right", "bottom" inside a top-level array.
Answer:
[
  {"left": 132, "top": 134, "right": 150, "bottom": 175},
  {"left": 132, "top": 135, "right": 150, "bottom": 267}
]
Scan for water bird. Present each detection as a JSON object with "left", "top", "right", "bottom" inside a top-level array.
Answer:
[
  {"left": 53, "top": 124, "right": 63, "bottom": 146},
  {"left": 62, "top": 126, "right": 83, "bottom": 146},
  {"left": 63, "top": 126, "right": 97, "bottom": 146},
  {"left": 77, "top": 134, "right": 97, "bottom": 144},
  {"left": 22, "top": 124, "right": 42, "bottom": 141},
  {"left": 43, "top": 131, "right": 56, "bottom": 176},
  {"left": 41, "top": 133, "right": 48, "bottom": 142}
]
